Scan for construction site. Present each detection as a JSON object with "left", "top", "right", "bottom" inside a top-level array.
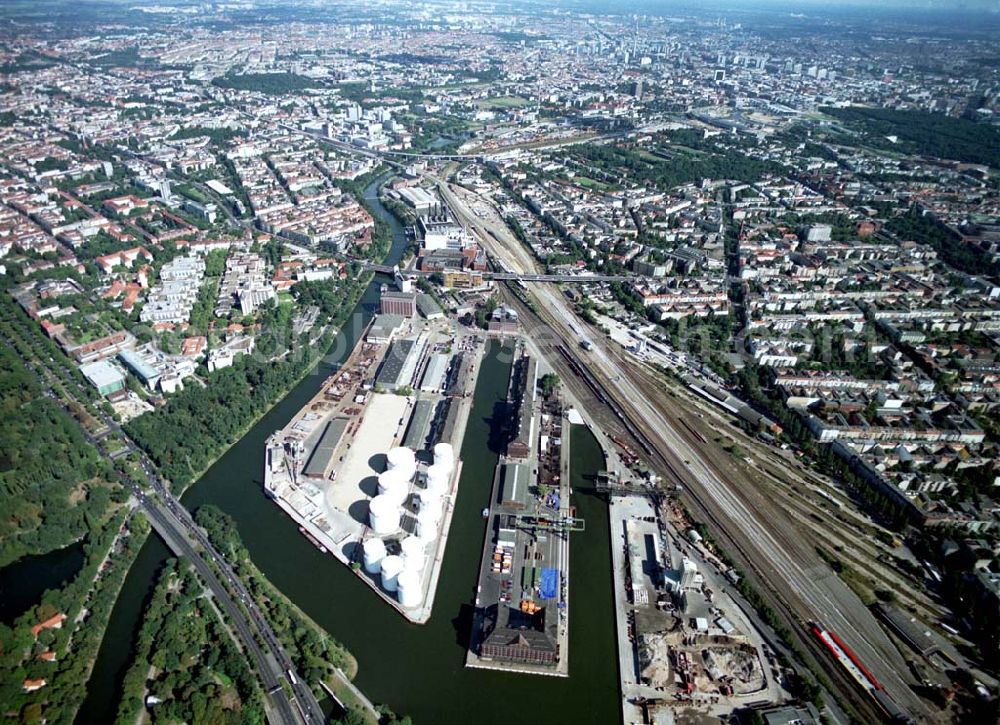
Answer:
[
  {"left": 608, "top": 494, "right": 785, "bottom": 723},
  {"left": 263, "top": 311, "right": 483, "bottom": 623}
]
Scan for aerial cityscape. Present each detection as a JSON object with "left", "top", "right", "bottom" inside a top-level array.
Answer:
[{"left": 0, "top": 1, "right": 998, "bottom": 724}]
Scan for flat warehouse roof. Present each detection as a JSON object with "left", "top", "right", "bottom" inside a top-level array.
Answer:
[
  {"left": 420, "top": 353, "right": 450, "bottom": 391},
  {"left": 403, "top": 399, "right": 435, "bottom": 450},
  {"left": 303, "top": 416, "right": 350, "bottom": 478},
  {"left": 368, "top": 313, "right": 404, "bottom": 340},
  {"left": 501, "top": 463, "right": 529, "bottom": 507},
  {"left": 375, "top": 338, "right": 414, "bottom": 388}
]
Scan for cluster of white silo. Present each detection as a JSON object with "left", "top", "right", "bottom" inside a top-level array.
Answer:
[
  {"left": 379, "top": 554, "right": 405, "bottom": 592},
  {"left": 362, "top": 535, "right": 423, "bottom": 608},
  {"left": 362, "top": 537, "right": 386, "bottom": 574},
  {"left": 368, "top": 494, "right": 401, "bottom": 535},
  {"left": 369, "top": 448, "right": 417, "bottom": 535},
  {"left": 364, "top": 445, "right": 452, "bottom": 609}
]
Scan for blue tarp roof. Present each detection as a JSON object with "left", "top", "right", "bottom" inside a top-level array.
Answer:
[{"left": 539, "top": 567, "right": 559, "bottom": 600}]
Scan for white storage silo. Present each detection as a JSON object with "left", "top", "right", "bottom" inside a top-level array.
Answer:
[
  {"left": 425, "top": 463, "right": 450, "bottom": 494},
  {"left": 378, "top": 470, "right": 409, "bottom": 504},
  {"left": 380, "top": 554, "right": 405, "bottom": 592},
  {"left": 418, "top": 488, "right": 442, "bottom": 510},
  {"left": 417, "top": 505, "right": 441, "bottom": 542},
  {"left": 362, "top": 537, "right": 386, "bottom": 574},
  {"left": 377, "top": 469, "right": 403, "bottom": 494},
  {"left": 387, "top": 446, "right": 416, "bottom": 472},
  {"left": 396, "top": 569, "right": 422, "bottom": 608},
  {"left": 400, "top": 536, "right": 425, "bottom": 571},
  {"left": 368, "top": 495, "right": 401, "bottom": 535},
  {"left": 433, "top": 442, "right": 454, "bottom": 472}
]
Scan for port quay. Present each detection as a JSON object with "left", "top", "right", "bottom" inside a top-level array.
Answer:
[
  {"left": 263, "top": 322, "right": 582, "bottom": 679},
  {"left": 466, "top": 342, "right": 579, "bottom": 677},
  {"left": 263, "top": 312, "right": 483, "bottom": 624}
]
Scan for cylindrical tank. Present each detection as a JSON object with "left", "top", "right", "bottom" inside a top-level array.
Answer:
[
  {"left": 417, "top": 506, "right": 440, "bottom": 542},
  {"left": 362, "top": 537, "right": 386, "bottom": 574},
  {"left": 378, "top": 470, "right": 409, "bottom": 504},
  {"left": 396, "top": 569, "right": 421, "bottom": 608},
  {"left": 399, "top": 536, "right": 425, "bottom": 571},
  {"left": 368, "top": 495, "right": 401, "bottom": 535},
  {"left": 433, "top": 442, "right": 454, "bottom": 472},
  {"left": 380, "top": 554, "right": 405, "bottom": 592},
  {"left": 386, "top": 446, "right": 415, "bottom": 472},
  {"left": 425, "top": 463, "right": 450, "bottom": 494},
  {"left": 419, "top": 484, "right": 443, "bottom": 504},
  {"left": 377, "top": 469, "right": 404, "bottom": 493}
]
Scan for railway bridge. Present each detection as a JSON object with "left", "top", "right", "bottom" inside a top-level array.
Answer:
[{"left": 355, "top": 261, "right": 640, "bottom": 284}]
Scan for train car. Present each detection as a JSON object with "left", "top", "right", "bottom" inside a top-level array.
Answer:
[
  {"left": 813, "top": 487, "right": 844, "bottom": 509},
  {"left": 811, "top": 624, "right": 879, "bottom": 693},
  {"left": 938, "top": 621, "right": 959, "bottom": 636},
  {"left": 810, "top": 623, "right": 912, "bottom": 723},
  {"left": 921, "top": 561, "right": 943, "bottom": 584}
]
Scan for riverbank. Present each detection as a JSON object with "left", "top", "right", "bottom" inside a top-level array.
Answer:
[
  {"left": 75, "top": 531, "right": 167, "bottom": 724},
  {"left": 79, "top": 172, "right": 406, "bottom": 722},
  {"left": 264, "top": 319, "right": 485, "bottom": 624},
  {"left": 168, "top": 276, "right": 372, "bottom": 497},
  {"left": 88, "top": 183, "right": 621, "bottom": 724},
  {"left": 0, "top": 538, "right": 86, "bottom": 624}
]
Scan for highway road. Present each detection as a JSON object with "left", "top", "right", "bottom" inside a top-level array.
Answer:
[
  {"left": 437, "top": 178, "right": 930, "bottom": 722},
  {"left": 0, "top": 313, "right": 323, "bottom": 725}
]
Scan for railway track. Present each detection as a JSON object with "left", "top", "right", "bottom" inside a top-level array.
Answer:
[
  {"left": 505, "top": 288, "right": 896, "bottom": 724},
  {"left": 448, "top": 178, "right": 923, "bottom": 721}
]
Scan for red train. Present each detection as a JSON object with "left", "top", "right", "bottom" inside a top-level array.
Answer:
[{"left": 810, "top": 623, "right": 911, "bottom": 723}]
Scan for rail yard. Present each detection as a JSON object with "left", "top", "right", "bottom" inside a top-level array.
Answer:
[{"left": 439, "top": 176, "right": 933, "bottom": 723}]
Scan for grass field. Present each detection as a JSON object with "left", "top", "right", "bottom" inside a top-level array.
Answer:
[
  {"left": 478, "top": 96, "right": 530, "bottom": 109},
  {"left": 574, "top": 176, "right": 612, "bottom": 192}
]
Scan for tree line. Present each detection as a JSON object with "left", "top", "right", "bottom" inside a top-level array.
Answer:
[{"left": 114, "top": 557, "right": 265, "bottom": 725}]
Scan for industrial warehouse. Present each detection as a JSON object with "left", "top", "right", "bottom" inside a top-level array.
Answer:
[{"left": 264, "top": 308, "right": 483, "bottom": 623}]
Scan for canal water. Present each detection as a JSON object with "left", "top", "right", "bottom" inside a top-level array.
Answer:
[
  {"left": 80, "top": 175, "right": 620, "bottom": 724},
  {"left": 0, "top": 540, "right": 86, "bottom": 625}
]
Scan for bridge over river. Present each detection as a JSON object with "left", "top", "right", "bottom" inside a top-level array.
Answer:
[{"left": 357, "top": 261, "right": 639, "bottom": 284}]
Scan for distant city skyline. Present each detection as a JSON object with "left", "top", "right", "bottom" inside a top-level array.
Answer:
[{"left": 569, "top": 0, "right": 1000, "bottom": 11}]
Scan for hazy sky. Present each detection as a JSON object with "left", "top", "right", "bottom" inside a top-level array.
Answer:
[{"left": 599, "top": 0, "right": 1000, "bottom": 8}]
